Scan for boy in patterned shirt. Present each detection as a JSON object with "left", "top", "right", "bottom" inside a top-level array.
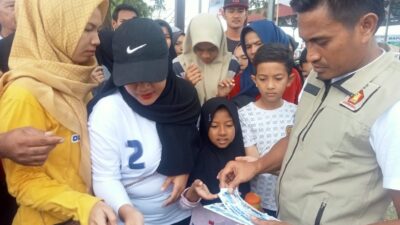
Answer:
[{"left": 238, "top": 43, "right": 297, "bottom": 217}]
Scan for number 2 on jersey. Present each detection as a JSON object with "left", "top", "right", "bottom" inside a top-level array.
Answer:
[{"left": 127, "top": 140, "right": 145, "bottom": 169}]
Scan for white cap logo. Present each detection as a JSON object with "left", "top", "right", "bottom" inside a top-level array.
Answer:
[{"left": 127, "top": 44, "right": 147, "bottom": 55}]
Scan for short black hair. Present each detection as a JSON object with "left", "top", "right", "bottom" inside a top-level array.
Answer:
[
  {"left": 290, "top": 0, "right": 384, "bottom": 31},
  {"left": 112, "top": 4, "right": 139, "bottom": 21},
  {"left": 253, "top": 43, "right": 293, "bottom": 75},
  {"left": 299, "top": 48, "right": 308, "bottom": 66}
]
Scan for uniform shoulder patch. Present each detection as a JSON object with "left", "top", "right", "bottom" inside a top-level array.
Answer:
[
  {"left": 340, "top": 82, "right": 380, "bottom": 112},
  {"left": 303, "top": 83, "right": 320, "bottom": 96}
]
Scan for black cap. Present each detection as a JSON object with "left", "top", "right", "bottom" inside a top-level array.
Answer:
[
  {"left": 112, "top": 18, "right": 169, "bottom": 86},
  {"left": 223, "top": 0, "right": 249, "bottom": 9}
]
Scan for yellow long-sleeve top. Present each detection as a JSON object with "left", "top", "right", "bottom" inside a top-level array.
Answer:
[{"left": 0, "top": 84, "right": 100, "bottom": 225}]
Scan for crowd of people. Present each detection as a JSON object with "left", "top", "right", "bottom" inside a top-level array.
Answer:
[{"left": 0, "top": 0, "right": 399, "bottom": 225}]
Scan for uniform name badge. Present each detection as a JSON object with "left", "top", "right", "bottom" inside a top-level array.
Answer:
[{"left": 340, "top": 82, "right": 380, "bottom": 112}]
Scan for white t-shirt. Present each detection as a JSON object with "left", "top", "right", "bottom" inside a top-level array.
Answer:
[
  {"left": 239, "top": 101, "right": 297, "bottom": 211},
  {"left": 89, "top": 91, "right": 190, "bottom": 225},
  {"left": 370, "top": 100, "right": 400, "bottom": 190}
]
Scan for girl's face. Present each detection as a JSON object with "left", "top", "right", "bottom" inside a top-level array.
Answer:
[
  {"left": 234, "top": 45, "right": 248, "bottom": 71},
  {"left": 71, "top": 8, "right": 102, "bottom": 65},
  {"left": 124, "top": 80, "right": 167, "bottom": 106},
  {"left": 161, "top": 26, "right": 172, "bottom": 48},
  {"left": 174, "top": 34, "right": 185, "bottom": 56},
  {"left": 208, "top": 108, "right": 235, "bottom": 149},
  {"left": 194, "top": 42, "right": 219, "bottom": 64}
]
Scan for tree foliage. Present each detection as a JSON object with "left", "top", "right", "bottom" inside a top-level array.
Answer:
[
  {"left": 108, "top": 0, "right": 165, "bottom": 18},
  {"left": 249, "top": 0, "right": 269, "bottom": 9},
  {"left": 152, "top": 0, "right": 166, "bottom": 12},
  {"left": 110, "top": 0, "right": 153, "bottom": 18},
  {"left": 102, "top": 0, "right": 164, "bottom": 29}
]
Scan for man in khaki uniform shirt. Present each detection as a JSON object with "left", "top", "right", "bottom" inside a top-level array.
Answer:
[{"left": 218, "top": 0, "right": 400, "bottom": 225}]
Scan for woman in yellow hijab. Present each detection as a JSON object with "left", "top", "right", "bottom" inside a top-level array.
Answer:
[{"left": 0, "top": 0, "right": 117, "bottom": 224}]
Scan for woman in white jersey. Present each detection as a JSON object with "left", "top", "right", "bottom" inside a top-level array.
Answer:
[{"left": 88, "top": 18, "right": 201, "bottom": 225}]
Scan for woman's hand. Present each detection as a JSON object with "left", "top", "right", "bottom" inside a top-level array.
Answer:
[
  {"left": 161, "top": 174, "right": 189, "bottom": 206},
  {"left": 185, "top": 64, "right": 202, "bottom": 86},
  {"left": 217, "top": 78, "right": 235, "bottom": 97},
  {"left": 91, "top": 66, "right": 105, "bottom": 84},
  {"left": 119, "top": 204, "right": 144, "bottom": 225},
  {"left": 89, "top": 201, "right": 117, "bottom": 225}
]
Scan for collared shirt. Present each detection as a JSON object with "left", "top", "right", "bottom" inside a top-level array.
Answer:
[{"left": 331, "top": 48, "right": 385, "bottom": 84}]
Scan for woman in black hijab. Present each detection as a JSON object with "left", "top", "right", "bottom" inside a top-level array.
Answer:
[
  {"left": 155, "top": 19, "right": 176, "bottom": 73},
  {"left": 89, "top": 18, "right": 200, "bottom": 225},
  {"left": 172, "top": 30, "right": 185, "bottom": 56}
]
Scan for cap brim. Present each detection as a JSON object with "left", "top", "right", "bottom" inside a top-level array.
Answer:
[{"left": 113, "top": 58, "right": 168, "bottom": 86}]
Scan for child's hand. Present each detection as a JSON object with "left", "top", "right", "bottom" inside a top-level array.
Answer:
[
  {"left": 217, "top": 78, "right": 235, "bottom": 97},
  {"left": 91, "top": 66, "right": 105, "bottom": 84},
  {"left": 186, "top": 179, "right": 218, "bottom": 202},
  {"left": 185, "top": 63, "right": 202, "bottom": 86}
]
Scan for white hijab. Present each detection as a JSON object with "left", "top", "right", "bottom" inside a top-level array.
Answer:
[{"left": 178, "top": 13, "right": 232, "bottom": 104}]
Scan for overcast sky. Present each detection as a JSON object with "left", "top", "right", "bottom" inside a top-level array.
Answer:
[
  {"left": 279, "top": 0, "right": 291, "bottom": 5},
  {"left": 148, "top": 0, "right": 291, "bottom": 25},
  {"left": 145, "top": 1, "right": 400, "bottom": 48},
  {"left": 147, "top": 0, "right": 299, "bottom": 40}
]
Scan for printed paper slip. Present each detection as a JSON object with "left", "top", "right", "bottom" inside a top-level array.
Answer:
[
  {"left": 205, "top": 203, "right": 251, "bottom": 225},
  {"left": 204, "top": 188, "right": 279, "bottom": 224}
]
